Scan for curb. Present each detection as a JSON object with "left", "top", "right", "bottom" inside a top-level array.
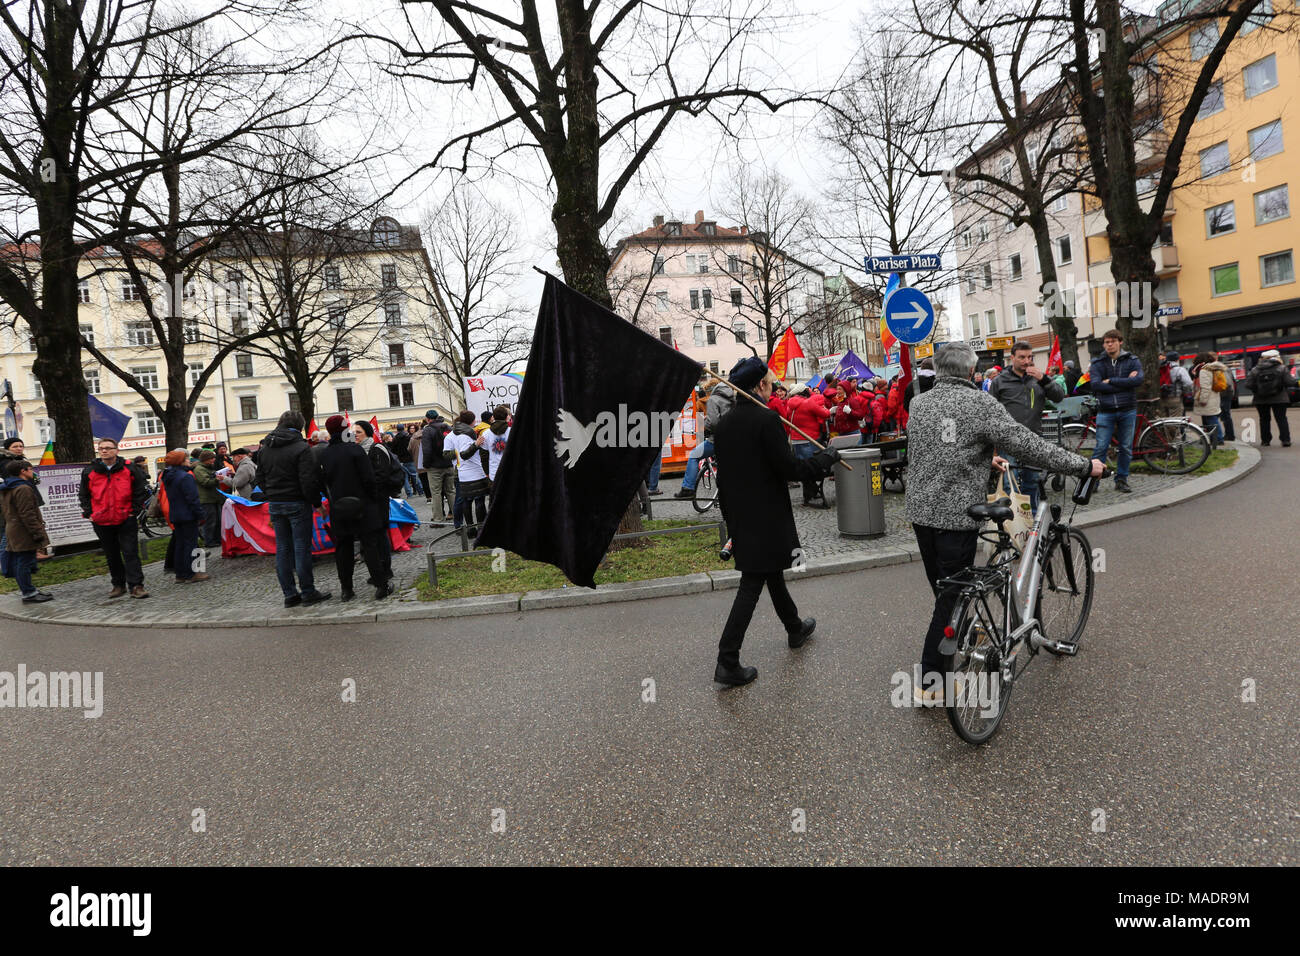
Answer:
[{"left": 5, "top": 448, "right": 1258, "bottom": 629}]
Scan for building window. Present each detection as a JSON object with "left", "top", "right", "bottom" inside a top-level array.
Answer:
[
  {"left": 728, "top": 255, "right": 741, "bottom": 274},
  {"left": 388, "top": 342, "right": 406, "bottom": 366},
  {"left": 38, "top": 419, "right": 53, "bottom": 443},
  {"left": 965, "top": 272, "right": 976, "bottom": 295},
  {"left": 1189, "top": 22, "right": 1218, "bottom": 60},
  {"left": 239, "top": 396, "right": 258, "bottom": 421},
  {"left": 235, "top": 353, "right": 253, "bottom": 377},
  {"left": 665, "top": 222, "right": 681, "bottom": 236},
  {"left": 80, "top": 323, "right": 94, "bottom": 346},
  {"left": 733, "top": 319, "right": 746, "bottom": 344},
  {"left": 328, "top": 305, "right": 346, "bottom": 328},
  {"left": 655, "top": 291, "right": 669, "bottom": 311},
  {"left": 730, "top": 288, "right": 742, "bottom": 307},
  {"left": 193, "top": 405, "right": 211, "bottom": 430},
  {"left": 120, "top": 277, "right": 144, "bottom": 301},
  {"left": 1205, "top": 201, "right": 1236, "bottom": 238},
  {"left": 958, "top": 230, "right": 971, "bottom": 250},
  {"left": 125, "top": 321, "right": 154, "bottom": 346},
  {"left": 388, "top": 383, "right": 416, "bottom": 407},
  {"left": 689, "top": 289, "right": 700, "bottom": 310},
  {"left": 705, "top": 324, "right": 717, "bottom": 346},
  {"left": 1242, "top": 0, "right": 1273, "bottom": 33},
  {"left": 1199, "top": 141, "right": 1230, "bottom": 179},
  {"left": 29, "top": 372, "right": 42, "bottom": 399},
  {"left": 380, "top": 263, "right": 397, "bottom": 289},
  {"left": 693, "top": 321, "right": 705, "bottom": 347},
  {"left": 135, "top": 411, "right": 164, "bottom": 435},
  {"left": 756, "top": 323, "right": 765, "bottom": 343},
  {"left": 372, "top": 217, "right": 401, "bottom": 247},
  {"left": 333, "top": 348, "right": 350, "bottom": 371},
  {"left": 1261, "top": 251, "right": 1294, "bottom": 287},
  {"left": 700, "top": 223, "right": 716, "bottom": 236},
  {"left": 1244, "top": 54, "right": 1278, "bottom": 98},
  {"left": 130, "top": 366, "right": 159, "bottom": 390},
  {"left": 1013, "top": 303, "right": 1028, "bottom": 329},
  {"left": 1255, "top": 184, "right": 1290, "bottom": 224},
  {"left": 701, "top": 288, "right": 713, "bottom": 310},
  {"left": 231, "top": 315, "right": 249, "bottom": 335},
  {"left": 977, "top": 222, "right": 990, "bottom": 244},
  {"left": 183, "top": 318, "right": 200, "bottom": 343},
  {"left": 186, "top": 362, "right": 205, "bottom": 388},
  {"left": 658, "top": 326, "right": 672, "bottom": 346},
  {"left": 653, "top": 256, "right": 665, "bottom": 275},
  {"left": 698, "top": 256, "right": 709, "bottom": 274},
  {"left": 969, "top": 313, "right": 980, "bottom": 337},
  {"left": 83, "top": 368, "right": 100, "bottom": 394},
  {"left": 324, "top": 266, "right": 341, "bottom": 290},
  {"left": 78, "top": 279, "right": 91, "bottom": 303},
  {"left": 982, "top": 263, "right": 993, "bottom": 289},
  {"left": 384, "top": 302, "right": 402, "bottom": 326},
  {"left": 1051, "top": 194, "right": 1068, "bottom": 213},
  {"left": 336, "top": 388, "right": 354, "bottom": 412},
  {"left": 1248, "top": 120, "right": 1283, "bottom": 161},
  {"left": 1009, "top": 254, "right": 1022, "bottom": 281},
  {"left": 708, "top": 361, "right": 719, "bottom": 374},
  {"left": 226, "top": 270, "right": 246, "bottom": 317},
  {"left": 985, "top": 310, "right": 997, "bottom": 334},
  {"left": 288, "top": 393, "right": 301, "bottom": 413},
  {"left": 1197, "top": 81, "right": 1225, "bottom": 120},
  {"left": 1211, "top": 263, "right": 1241, "bottom": 297},
  {"left": 1056, "top": 236, "right": 1072, "bottom": 265}
]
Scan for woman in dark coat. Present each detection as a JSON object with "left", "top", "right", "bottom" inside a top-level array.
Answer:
[
  {"left": 161, "top": 449, "right": 208, "bottom": 583},
  {"left": 712, "top": 357, "right": 839, "bottom": 687}
]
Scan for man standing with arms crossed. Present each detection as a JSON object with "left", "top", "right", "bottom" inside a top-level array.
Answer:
[
  {"left": 1088, "top": 329, "right": 1144, "bottom": 493},
  {"left": 79, "top": 437, "right": 151, "bottom": 598}
]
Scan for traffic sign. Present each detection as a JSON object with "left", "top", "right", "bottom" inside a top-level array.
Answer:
[
  {"left": 883, "top": 287, "right": 936, "bottom": 346},
  {"left": 864, "top": 254, "right": 941, "bottom": 274}
]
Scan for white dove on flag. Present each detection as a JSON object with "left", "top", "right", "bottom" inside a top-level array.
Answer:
[{"left": 554, "top": 408, "right": 598, "bottom": 468}]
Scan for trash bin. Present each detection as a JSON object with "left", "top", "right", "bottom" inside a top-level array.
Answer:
[{"left": 834, "top": 446, "right": 884, "bottom": 538}]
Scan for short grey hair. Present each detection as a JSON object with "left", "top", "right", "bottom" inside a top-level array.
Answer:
[{"left": 935, "top": 342, "right": 977, "bottom": 378}]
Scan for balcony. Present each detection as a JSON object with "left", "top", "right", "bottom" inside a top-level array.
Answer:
[{"left": 1154, "top": 243, "right": 1180, "bottom": 275}]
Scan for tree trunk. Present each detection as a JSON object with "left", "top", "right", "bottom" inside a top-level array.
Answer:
[
  {"left": 1031, "top": 217, "right": 1082, "bottom": 371},
  {"left": 164, "top": 359, "right": 190, "bottom": 451},
  {"left": 1109, "top": 239, "right": 1161, "bottom": 400},
  {"left": 30, "top": 218, "right": 92, "bottom": 461}
]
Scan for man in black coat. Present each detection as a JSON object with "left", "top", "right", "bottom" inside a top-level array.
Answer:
[
  {"left": 254, "top": 410, "right": 330, "bottom": 607},
  {"left": 319, "top": 415, "right": 387, "bottom": 601},
  {"left": 712, "top": 357, "right": 840, "bottom": 687}
]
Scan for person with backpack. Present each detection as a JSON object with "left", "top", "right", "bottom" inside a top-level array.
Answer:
[
  {"left": 1245, "top": 349, "right": 1296, "bottom": 447},
  {"left": 254, "top": 410, "right": 330, "bottom": 608},
  {"left": 1214, "top": 353, "right": 1236, "bottom": 441},
  {"left": 1157, "top": 352, "right": 1193, "bottom": 419},
  {"left": 2, "top": 459, "right": 53, "bottom": 603},
  {"left": 353, "top": 419, "right": 398, "bottom": 594},
  {"left": 321, "top": 416, "right": 387, "bottom": 601},
  {"left": 389, "top": 424, "right": 421, "bottom": 497},
  {"left": 1190, "top": 352, "right": 1230, "bottom": 448}
]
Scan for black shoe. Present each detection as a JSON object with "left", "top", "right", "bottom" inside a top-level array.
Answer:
[
  {"left": 648, "top": 489, "right": 663, "bottom": 496},
  {"left": 340, "top": 589, "right": 355, "bottom": 602},
  {"left": 1262, "top": 442, "right": 1271, "bottom": 447},
  {"left": 1284, "top": 442, "right": 1293, "bottom": 447},
  {"left": 22, "top": 591, "right": 53, "bottom": 603},
  {"left": 788, "top": 617, "right": 816, "bottom": 648},
  {"left": 284, "top": 594, "right": 302, "bottom": 608},
  {"left": 673, "top": 489, "right": 693, "bottom": 499},
  {"left": 375, "top": 583, "right": 394, "bottom": 600},
  {"left": 714, "top": 663, "right": 758, "bottom": 687},
  {"left": 302, "top": 590, "right": 332, "bottom": 606},
  {"left": 1115, "top": 479, "right": 1132, "bottom": 493}
]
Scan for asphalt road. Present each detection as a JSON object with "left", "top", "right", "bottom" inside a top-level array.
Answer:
[{"left": 2, "top": 436, "right": 1297, "bottom": 865}]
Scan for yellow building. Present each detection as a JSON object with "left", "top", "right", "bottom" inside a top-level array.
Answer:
[{"left": 1085, "top": 1, "right": 1298, "bottom": 374}]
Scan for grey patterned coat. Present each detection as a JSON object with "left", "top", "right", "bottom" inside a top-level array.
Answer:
[{"left": 905, "top": 376, "right": 1093, "bottom": 530}]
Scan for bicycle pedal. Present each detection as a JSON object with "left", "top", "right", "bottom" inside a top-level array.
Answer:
[{"left": 1055, "top": 641, "right": 1079, "bottom": 656}]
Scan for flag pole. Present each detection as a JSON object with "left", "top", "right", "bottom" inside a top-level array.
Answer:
[{"left": 699, "top": 367, "right": 853, "bottom": 471}]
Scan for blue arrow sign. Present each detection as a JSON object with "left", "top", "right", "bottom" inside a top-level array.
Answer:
[
  {"left": 864, "top": 253, "right": 941, "bottom": 274},
  {"left": 883, "top": 287, "right": 936, "bottom": 346}
]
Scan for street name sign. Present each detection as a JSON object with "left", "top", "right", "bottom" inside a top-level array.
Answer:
[
  {"left": 864, "top": 253, "right": 942, "bottom": 274},
  {"left": 883, "top": 287, "right": 937, "bottom": 346}
]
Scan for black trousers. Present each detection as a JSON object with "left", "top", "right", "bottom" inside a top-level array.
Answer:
[
  {"left": 1257, "top": 404, "right": 1291, "bottom": 444},
  {"left": 913, "top": 525, "right": 978, "bottom": 678},
  {"left": 717, "top": 571, "right": 801, "bottom": 668},
  {"left": 332, "top": 510, "right": 385, "bottom": 590},
  {"left": 93, "top": 517, "right": 144, "bottom": 588},
  {"left": 366, "top": 500, "right": 393, "bottom": 581}
]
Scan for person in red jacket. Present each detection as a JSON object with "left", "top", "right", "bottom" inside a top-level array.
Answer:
[
  {"left": 78, "top": 437, "right": 152, "bottom": 598},
  {"left": 887, "top": 380, "right": 909, "bottom": 432},
  {"left": 783, "top": 386, "right": 807, "bottom": 440},
  {"left": 790, "top": 387, "right": 830, "bottom": 504},
  {"left": 828, "top": 383, "right": 870, "bottom": 438},
  {"left": 766, "top": 383, "right": 788, "bottom": 420}
]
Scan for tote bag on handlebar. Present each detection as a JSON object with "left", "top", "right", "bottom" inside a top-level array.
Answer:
[{"left": 977, "top": 468, "right": 1035, "bottom": 560}]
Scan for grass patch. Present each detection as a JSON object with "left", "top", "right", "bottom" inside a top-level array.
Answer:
[
  {"left": 415, "top": 519, "right": 725, "bottom": 600},
  {"left": 1144, "top": 447, "right": 1237, "bottom": 476},
  {"left": 0, "top": 537, "right": 171, "bottom": 594}
]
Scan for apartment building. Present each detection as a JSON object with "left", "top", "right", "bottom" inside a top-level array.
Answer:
[
  {"left": 1, "top": 217, "right": 460, "bottom": 458},
  {"left": 607, "top": 211, "right": 827, "bottom": 381},
  {"left": 819, "top": 272, "right": 884, "bottom": 367}
]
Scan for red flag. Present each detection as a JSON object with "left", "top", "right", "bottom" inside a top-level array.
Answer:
[
  {"left": 306, "top": 418, "right": 319, "bottom": 438},
  {"left": 768, "top": 328, "right": 806, "bottom": 379},
  {"left": 1047, "top": 335, "right": 1063, "bottom": 371},
  {"left": 370, "top": 415, "right": 381, "bottom": 435}
]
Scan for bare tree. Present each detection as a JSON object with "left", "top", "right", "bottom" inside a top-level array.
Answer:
[{"left": 412, "top": 190, "right": 532, "bottom": 389}]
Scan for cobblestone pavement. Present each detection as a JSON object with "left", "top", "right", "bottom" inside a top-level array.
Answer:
[{"left": 3, "top": 455, "right": 1200, "bottom": 627}]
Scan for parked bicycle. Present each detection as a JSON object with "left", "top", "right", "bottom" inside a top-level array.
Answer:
[
  {"left": 137, "top": 487, "right": 169, "bottom": 538},
  {"left": 1061, "top": 397, "right": 1210, "bottom": 474},
  {"left": 936, "top": 468, "right": 1108, "bottom": 745},
  {"left": 691, "top": 456, "right": 719, "bottom": 513}
]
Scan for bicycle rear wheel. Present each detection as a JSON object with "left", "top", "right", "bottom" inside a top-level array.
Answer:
[
  {"left": 946, "top": 591, "right": 1014, "bottom": 745},
  {"left": 692, "top": 468, "right": 718, "bottom": 512},
  {"left": 1038, "top": 526, "right": 1095, "bottom": 651},
  {"left": 1061, "top": 423, "right": 1113, "bottom": 464},
  {"left": 1139, "top": 420, "right": 1210, "bottom": 474}
]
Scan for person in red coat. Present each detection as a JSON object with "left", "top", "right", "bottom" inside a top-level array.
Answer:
[
  {"left": 789, "top": 387, "right": 830, "bottom": 504},
  {"left": 766, "top": 383, "right": 788, "bottom": 421},
  {"left": 828, "top": 383, "right": 870, "bottom": 438}
]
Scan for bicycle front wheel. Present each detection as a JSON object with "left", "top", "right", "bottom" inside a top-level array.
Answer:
[
  {"left": 946, "top": 592, "right": 1014, "bottom": 745},
  {"left": 692, "top": 469, "right": 718, "bottom": 513},
  {"left": 1139, "top": 420, "right": 1210, "bottom": 474},
  {"left": 1038, "top": 526, "right": 1095, "bottom": 651}
]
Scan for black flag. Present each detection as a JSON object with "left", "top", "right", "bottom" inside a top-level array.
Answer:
[{"left": 476, "top": 274, "right": 703, "bottom": 588}]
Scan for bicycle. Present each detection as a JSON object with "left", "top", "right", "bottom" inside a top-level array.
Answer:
[
  {"left": 137, "top": 489, "right": 169, "bottom": 538},
  {"left": 692, "top": 456, "right": 719, "bottom": 513},
  {"left": 935, "top": 468, "right": 1107, "bottom": 745},
  {"left": 1061, "top": 398, "right": 1210, "bottom": 474}
]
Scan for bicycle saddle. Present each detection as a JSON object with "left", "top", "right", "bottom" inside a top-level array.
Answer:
[{"left": 967, "top": 497, "right": 1014, "bottom": 524}]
